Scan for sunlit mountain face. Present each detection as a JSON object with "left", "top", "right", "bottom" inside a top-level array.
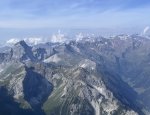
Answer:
[
  {"left": 0, "top": 0, "right": 150, "bottom": 115},
  {"left": 0, "top": 34, "right": 150, "bottom": 115}
]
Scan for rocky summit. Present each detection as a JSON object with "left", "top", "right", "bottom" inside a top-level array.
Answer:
[{"left": 0, "top": 34, "right": 150, "bottom": 115}]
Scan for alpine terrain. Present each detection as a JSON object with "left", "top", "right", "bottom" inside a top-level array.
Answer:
[{"left": 0, "top": 34, "right": 150, "bottom": 115}]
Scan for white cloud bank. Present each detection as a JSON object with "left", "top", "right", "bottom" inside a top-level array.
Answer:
[
  {"left": 75, "top": 33, "right": 84, "bottom": 41},
  {"left": 51, "top": 30, "right": 67, "bottom": 43},
  {"left": 24, "top": 37, "right": 43, "bottom": 45},
  {"left": 143, "top": 26, "right": 150, "bottom": 35},
  {"left": 6, "top": 31, "right": 68, "bottom": 46},
  {"left": 6, "top": 37, "right": 44, "bottom": 46},
  {"left": 6, "top": 38, "right": 20, "bottom": 45}
]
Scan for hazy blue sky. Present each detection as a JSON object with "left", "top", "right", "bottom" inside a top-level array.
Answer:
[{"left": 0, "top": 0, "right": 150, "bottom": 40}]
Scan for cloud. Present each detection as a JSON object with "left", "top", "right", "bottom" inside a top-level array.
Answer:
[
  {"left": 75, "top": 33, "right": 84, "bottom": 41},
  {"left": 6, "top": 37, "right": 45, "bottom": 46},
  {"left": 143, "top": 26, "right": 150, "bottom": 35},
  {"left": 51, "top": 30, "right": 67, "bottom": 43},
  {"left": 0, "top": 0, "right": 150, "bottom": 29},
  {"left": 6, "top": 38, "right": 20, "bottom": 45},
  {"left": 5, "top": 30, "right": 68, "bottom": 46},
  {"left": 24, "top": 37, "right": 43, "bottom": 45},
  {"left": 5, "top": 30, "right": 69, "bottom": 46}
]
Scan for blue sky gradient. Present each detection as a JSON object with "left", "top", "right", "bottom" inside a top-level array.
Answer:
[
  {"left": 0, "top": 0, "right": 149, "bottom": 28},
  {"left": 0, "top": 0, "right": 150, "bottom": 41}
]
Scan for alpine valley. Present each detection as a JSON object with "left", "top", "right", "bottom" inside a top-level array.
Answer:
[{"left": 0, "top": 34, "right": 150, "bottom": 115}]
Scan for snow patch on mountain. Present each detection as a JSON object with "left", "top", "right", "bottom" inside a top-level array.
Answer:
[
  {"left": 125, "top": 111, "right": 138, "bottom": 115},
  {"left": 79, "top": 59, "right": 96, "bottom": 70},
  {"left": 44, "top": 54, "right": 61, "bottom": 63},
  {"left": 8, "top": 69, "right": 26, "bottom": 99},
  {"left": 91, "top": 100, "right": 100, "bottom": 115},
  {"left": 0, "top": 69, "right": 4, "bottom": 73}
]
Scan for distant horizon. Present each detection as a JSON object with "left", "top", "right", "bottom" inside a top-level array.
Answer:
[
  {"left": 0, "top": 0, "right": 150, "bottom": 39},
  {"left": 0, "top": 0, "right": 150, "bottom": 43},
  {"left": 0, "top": 26, "right": 149, "bottom": 47},
  {"left": 0, "top": 26, "right": 146, "bottom": 41}
]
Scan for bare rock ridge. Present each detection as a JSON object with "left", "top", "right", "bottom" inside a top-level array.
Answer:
[{"left": 1, "top": 34, "right": 150, "bottom": 115}]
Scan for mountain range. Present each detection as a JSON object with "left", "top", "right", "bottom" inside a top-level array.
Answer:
[{"left": 0, "top": 34, "right": 150, "bottom": 115}]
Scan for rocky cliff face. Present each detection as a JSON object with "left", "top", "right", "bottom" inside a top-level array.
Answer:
[{"left": 0, "top": 35, "right": 149, "bottom": 115}]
